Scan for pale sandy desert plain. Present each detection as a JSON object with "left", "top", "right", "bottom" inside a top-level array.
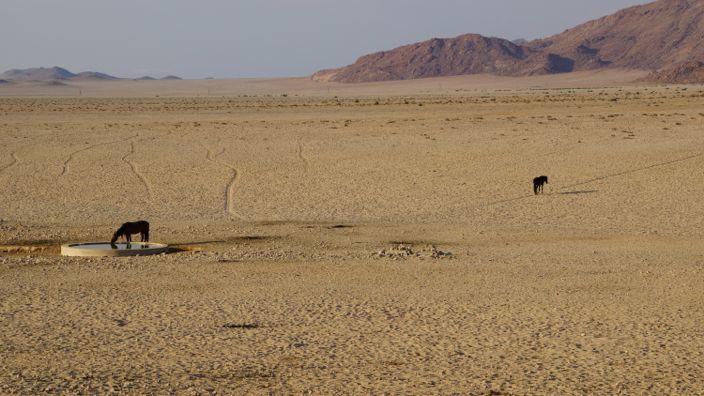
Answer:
[{"left": 2, "top": 70, "right": 704, "bottom": 394}]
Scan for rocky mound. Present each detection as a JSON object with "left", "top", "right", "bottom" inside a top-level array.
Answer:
[{"left": 645, "top": 61, "right": 704, "bottom": 83}]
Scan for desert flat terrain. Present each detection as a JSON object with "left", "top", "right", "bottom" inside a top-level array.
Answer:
[{"left": 2, "top": 76, "right": 704, "bottom": 394}]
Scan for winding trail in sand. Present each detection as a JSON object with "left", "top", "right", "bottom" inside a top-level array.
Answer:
[
  {"left": 59, "top": 134, "right": 138, "bottom": 177},
  {"left": 200, "top": 142, "right": 247, "bottom": 221},
  {"left": 296, "top": 133, "right": 310, "bottom": 173},
  {"left": 0, "top": 152, "right": 19, "bottom": 176},
  {"left": 120, "top": 139, "right": 153, "bottom": 200}
]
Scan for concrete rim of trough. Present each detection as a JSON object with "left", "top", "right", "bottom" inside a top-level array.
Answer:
[{"left": 61, "top": 242, "right": 169, "bottom": 257}]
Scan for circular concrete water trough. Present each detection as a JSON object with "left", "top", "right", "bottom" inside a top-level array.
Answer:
[{"left": 61, "top": 242, "right": 169, "bottom": 257}]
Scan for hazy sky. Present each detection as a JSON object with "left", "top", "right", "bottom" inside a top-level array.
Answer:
[{"left": 0, "top": 0, "right": 649, "bottom": 79}]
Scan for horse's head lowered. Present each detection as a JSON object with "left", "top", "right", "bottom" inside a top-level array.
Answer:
[{"left": 110, "top": 228, "right": 125, "bottom": 245}]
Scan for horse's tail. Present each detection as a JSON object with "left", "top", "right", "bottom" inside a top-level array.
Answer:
[
  {"left": 144, "top": 223, "right": 150, "bottom": 242},
  {"left": 533, "top": 183, "right": 538, "bottom": 195}
]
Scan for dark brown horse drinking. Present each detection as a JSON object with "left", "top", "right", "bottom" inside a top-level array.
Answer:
[
  {"left": 111, "top": 220, "right": 150, "bottom": 245},
  {"left": 533, "top": 176, "right": 548, "bottom": 195}
]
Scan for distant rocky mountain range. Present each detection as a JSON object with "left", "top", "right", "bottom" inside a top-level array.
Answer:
[
  {"left": 134, "top": 75, "right": 182, "bottom": 81},
  {"left": 314, "top": 0, "right": 704, "bottom": 84},
  {"left": 0, "top": 66, "right": 182, "bottom": 82}
]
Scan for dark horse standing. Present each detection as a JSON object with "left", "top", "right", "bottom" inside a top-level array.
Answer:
[
  {"left": 111, "top": 220, "right": 149, "bottom": 245},
  {"left": 533, "top": 176, "right": 548, "bottom": 195}
]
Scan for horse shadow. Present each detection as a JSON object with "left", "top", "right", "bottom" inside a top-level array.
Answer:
[{"left": 558, "top": 190, "right": 598, "bottom": 195}]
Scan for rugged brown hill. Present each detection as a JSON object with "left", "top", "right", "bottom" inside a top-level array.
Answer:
[
  {"left": 314, "top": 35, "right": 528, "bottom": 83},
  {"left": 315, "top": 0, "right": 704, "bottom": 83},
  {"left": 313, "top": 35, "right": 576, "bottom": 83},
  {"left": 530, "top": 0, "right": 704, "bottom": 71}
]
